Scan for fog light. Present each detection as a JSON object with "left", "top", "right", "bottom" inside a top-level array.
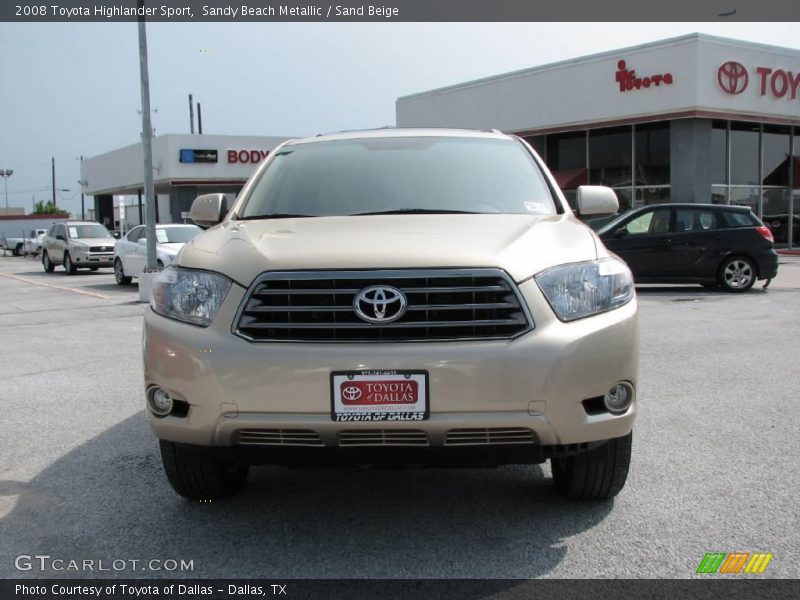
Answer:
[
  {"left": 604, "top": 383, "right": 633, "bottom": 414},
  {"left": 149, "top": 388, "right": 173, "bottom": 417}
]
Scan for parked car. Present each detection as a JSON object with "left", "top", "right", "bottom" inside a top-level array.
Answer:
[
  {"left": 42, "top": 221, "right": 116, "bottom": 274},
  {"left": 144, "top": 129, "right": 639, "bottom": 501},
  {"left": 113, "top": 224, "right": 202, "bottom": 285},
  {"left": 762, "top": 213, "right": 799, "bottom": 246},
  {"left": 23, "top": 229, "right": 48, "bottom": 256},
  {"left": 597, "top": 203, "right": 778, "bottom": 292}
]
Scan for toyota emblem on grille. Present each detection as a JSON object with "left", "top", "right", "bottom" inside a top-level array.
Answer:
[{"left": 353, "top": 285, "right": 408, "bottom": 324}]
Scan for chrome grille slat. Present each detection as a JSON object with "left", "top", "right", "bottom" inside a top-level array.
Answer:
[
  {"left": 239, "top": 318, "right": 524, "bottom": 329},
  {"left": 338, "top": 430, "right": 429, "bottom": 447},
  {"left": 237, "top": 429, "right": 324, "bottom": 447},
  {"left": 445, "top": 428, "right": 536, "bottom": 446},
  {"left": 234, "top": 268, "right": 533, "bottom": 343}
]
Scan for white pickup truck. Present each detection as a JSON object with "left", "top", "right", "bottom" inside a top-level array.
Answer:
[
  {"left": 1, "top": 229, "right": 48, "bottom": 256},
  {"left": 23, "top": 229, "right": 48, "bottom": 256}
]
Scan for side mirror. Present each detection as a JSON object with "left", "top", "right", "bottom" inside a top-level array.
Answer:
[
  {"left": 190, "top": 193, "right": 229, "bottom": 229},
  {"left": 137, "top": 238, "right": 147, "bottom": 245},
  {"left": 613, "top": 227, "right": 629, "bottom": 238},
  {"left": 56, "top": 234, "right": 65, "bottom": 241},
  {"left": 112, "top": 232, "right": 121, "bottom": 239},
  {"left": 576, "top": 185, "right": 619, "bottom": 216}
]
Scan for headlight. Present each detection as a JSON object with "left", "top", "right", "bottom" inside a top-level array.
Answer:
[
  {"left": 150, "top": 267, "right": 232, "bottom": 327},
  {"left": 535, "top": 258, "right": 634, "bottom": 322}
]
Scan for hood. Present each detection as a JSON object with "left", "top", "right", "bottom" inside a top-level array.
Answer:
[
  {"left": 178, "top": 214, "right": 598, "bottom": 287},
  {"left": 158, "top": 243, "right": 184, "bottom": 256}
]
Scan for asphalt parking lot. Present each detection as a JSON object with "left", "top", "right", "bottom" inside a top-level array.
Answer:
[{"left": 0, "top": 254, "right": 798, "bottom": 579}]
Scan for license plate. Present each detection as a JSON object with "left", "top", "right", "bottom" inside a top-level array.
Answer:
[{"left": 330, "top": 370, "right": 429, "bottom": 422}]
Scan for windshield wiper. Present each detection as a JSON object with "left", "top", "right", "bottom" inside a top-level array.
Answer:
[
  {"left": 351, "top": 208, "right": 479, "bottom": 216},
  {"left": 238, "top": 213, "right": 318, "bottom": 220}
]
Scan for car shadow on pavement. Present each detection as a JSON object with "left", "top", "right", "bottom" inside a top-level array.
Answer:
[
  {"left": 0, "top": 414, "right": 614, "bottom": 579},
  {"left": 634, "top": 284, "right": 766, "bottom": 297}
]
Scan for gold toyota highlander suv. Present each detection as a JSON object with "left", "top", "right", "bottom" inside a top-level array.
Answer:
[{"left": 144, "top": 129, "right": 638, "bottom": 501}]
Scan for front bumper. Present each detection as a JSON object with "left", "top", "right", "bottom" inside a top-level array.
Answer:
[
  {"left": 73, "top": 250, "right": 114, "bottom": 267},
  {"left": 143, "top": 279, "right": 639, "bottom": 450}
]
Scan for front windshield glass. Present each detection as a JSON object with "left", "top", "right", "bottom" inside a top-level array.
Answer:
[
  {"left": 240, "top": 136, "right": 557, "bottom": 218},
  {"left": 156, "top": 226, "right": 202, "bottom": 243},
  {"left": 68, "top": 224, "right": 112, "bottom": 239}
]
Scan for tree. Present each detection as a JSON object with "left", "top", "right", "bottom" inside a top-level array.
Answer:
[{"left": 33, "top": 200, "right": 69, "bottom": 215}]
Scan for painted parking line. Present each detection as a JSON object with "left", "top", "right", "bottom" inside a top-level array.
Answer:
[{"left": 0, "top": 273, "right": 112, "bottom": 300}]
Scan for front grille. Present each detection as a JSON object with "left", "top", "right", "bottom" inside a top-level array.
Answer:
[
  {"left": 234, "top": 269, "right": 532, "bottom": 342},
  {"left": 444, "top": 428, "right": 536, "bottom": 446},
  {"left": 237, "top": 429, "right": 324, "bottom": 447},
  {"left": 338, "top": 430, "right": 429, "bottom": 447},
  {"left": 89, "top": 246, "right": 114, "bottom": 252}
]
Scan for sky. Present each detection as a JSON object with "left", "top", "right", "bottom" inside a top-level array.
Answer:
[{"left": 1, "top": 21, "right": 799, "bottom": 216}]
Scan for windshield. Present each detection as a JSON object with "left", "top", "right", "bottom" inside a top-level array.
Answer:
[
  {"left": 68, "top": 224, "right": 112, "bottom": 239},
  {"left": 240, "top": 136, "right": 557, "bottom": 218},
  {"left": 156, "top": 226, "right": 202, "bottom": 244}
]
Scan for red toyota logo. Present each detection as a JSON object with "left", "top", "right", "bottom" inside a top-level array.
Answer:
[
  {"left": 342, "top": 386, "right": 362, "bottom": 401},
  {"left": 718, "top": 61, "right": 749, "bottom": 94}
]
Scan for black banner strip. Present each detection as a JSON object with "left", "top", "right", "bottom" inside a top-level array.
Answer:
[
  {"left": 3, "top": 579, "right": 800, "bottom": 600},
  {"left": 2, "top": 0, "right": 800, "bottom": 22}
]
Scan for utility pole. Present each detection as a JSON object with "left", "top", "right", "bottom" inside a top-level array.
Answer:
[
  {"left": 197, "top": 102, "right": 203, "bottom": 134},
  {"left": 138, "top": 0, "right": 157, "bottom": 272},
  {"left": 51, "top": 157, "right": 56, "bottom": 207},
  {"left": 79, "top": 155, "right": 85, "bottom": 220},
  {"left": 0, "top": 169, "right": 13, "bottom": 212},
  {"left": 189, "top": 93, "right": 194, "bottom": 134}
]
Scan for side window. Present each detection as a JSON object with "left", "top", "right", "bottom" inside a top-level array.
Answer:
[
  {"left": 55, "top": 225, "right": 65, "bottom": 239},
  {"left": 725, "top": 211, "right": 756, "bottom": 228},
  {"left": 624, "top": 208, "right": 671, "bottom": 235},
  {"left": 127, "top": 227, "right": 142, "bottom": 242},
  {"left": 674, "top": 209, "right": 720, "bottom": 232}
]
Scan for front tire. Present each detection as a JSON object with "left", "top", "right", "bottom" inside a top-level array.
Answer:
[
  {"left": 42, "top": 251, "right": 55, "bottom": 273},
  {"left": 159, "top": 440, "right": 249, "bottom": 500},
  {"left": 551, "top": 432, "right": 632, "bottom": 500},
  {"left": 63, "top": 252, "right": 77, "bottom": 275},
  {"left": 114, "top": 258, "right": 132, "bottom": 285},
  {"left": 718, "top": 255, "right": 756, "bottom": 293}
]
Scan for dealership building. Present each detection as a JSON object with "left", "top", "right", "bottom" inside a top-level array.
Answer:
[
  {"left": 397, "top": 33, "right": 800, "bottom": 247},
  {"left": 82, "top": 34, "right": 799, "bottom": 248},
  {"left": 80, "top": 134, "right": 291, "bottom": 228}
]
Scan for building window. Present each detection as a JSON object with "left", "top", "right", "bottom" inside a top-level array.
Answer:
[
  {"left": 730, "top": 121, "right": 760, "bottom": 186},
  {"left": 711, "top": 185, "right": 728, "bottom": 204},
  {"left": 762, "top": 125, "right": 791, "bottom": 187},
  {"left": 524, "top": 136, "right": 546, "bottom": 160},
  {"left": 793, "top": 126, "right": 799, "bottom": 190},
  {"left": 635, "top": 122, "right": 670, "bottom": 186},
  {"left": 710, "top": 120, "right": 728, "bottom": 185},
  {"left": 729, "top": 186, "right": 760, "bottom": 215},
  {"left": 614, "top": 188, "right": 632, "bottom": 213},
  {"left": 547, "top": 131, "right": 587, "bottom": 200},
  {"left": 636, "top": 187, "right": 670, "bottom": 207},
  {"left": 589, "top": 126, "right": 632, "bottom": 188}
]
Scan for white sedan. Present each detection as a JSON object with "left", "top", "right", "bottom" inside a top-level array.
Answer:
[{"left": 114, "top": 224, "right": 201, "bottom": 285}]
